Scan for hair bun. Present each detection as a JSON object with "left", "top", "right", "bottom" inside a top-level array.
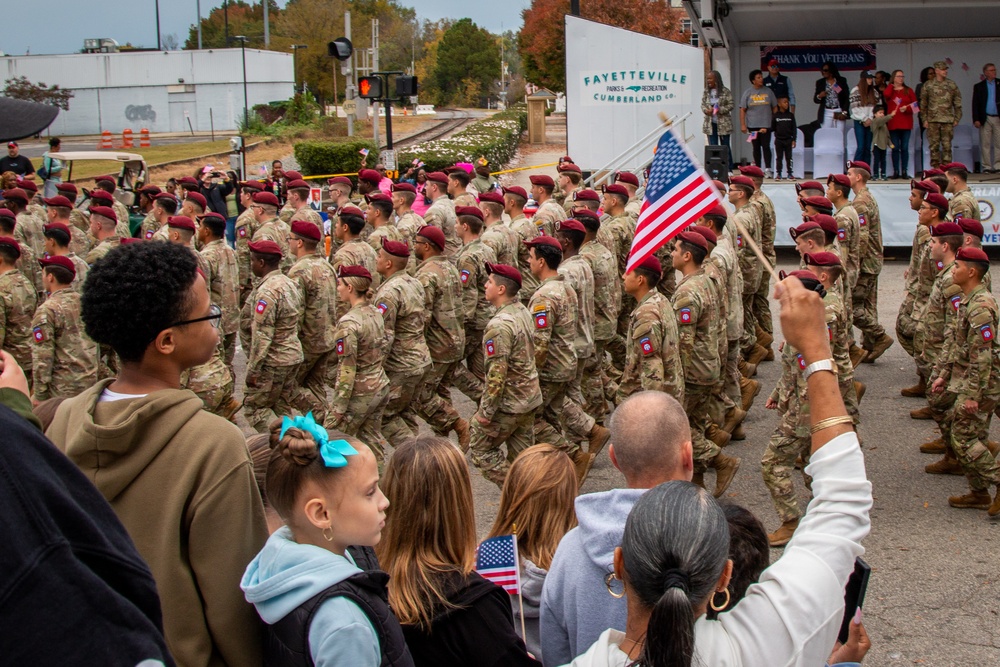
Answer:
[{"left": 268, "top": 422, "right": 319, "bottom": 466}]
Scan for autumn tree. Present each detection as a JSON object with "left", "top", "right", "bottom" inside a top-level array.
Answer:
[
  {"left": 184, "top": 0, "right": 280, "bottom": 49},
  {"left": 3, "top": 76, "right": 74, "bottom": 111},
  {"left": 519, "top": 0, "right": 689, "bottom": 91},
  {"left": 432, "top": 19, "right": 501, "bottom": 107}
]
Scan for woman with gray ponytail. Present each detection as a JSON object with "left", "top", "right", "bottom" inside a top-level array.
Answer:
[{"left": 564, "top": 275, "right": 872, "bottom": 667}]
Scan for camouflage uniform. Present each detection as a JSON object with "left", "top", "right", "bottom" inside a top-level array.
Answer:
[
  {"left": 481, "top": 220, "right": 518, "bottom": 267},
  {"left": 414, "top": 254, "right": 466, "bottom": 434},
  {"left": 598, "top": 213, "right": 636, "bottom": 367},
  {"left": 673, "top": 268, "right": 722, "bottom": 472},
  {"left": 395, "top": 211, "right": 423, "bottom": 275},
  {"left": 200, "top": 239, "right": 240, "bottom": 369},
  {"left": 453, "top": 191, "right": 478, "bottom": 208},
  {"left": 897, "top": 224, "right": 933, "bottom": 356},
  {"left": 139, "top": 210, "right": 158, "bottom": 239},
  {"left": 558, "top": 254, "right": 600, "bottom": 436},
  {"left": 111, "top": 200, "right": 131, "bottom": 238},
  {"left": 69, "top": 208, "right": 89, "bottom": 235},
  {"left": 423, "top": 195, "right": 461, "bottom": 259},
  {"left": 452, "top": 238, "right": 497, "bottom": 402},
  {"left": 825, "top": 287, "right": 860, "bottom": 424},
  {"left": 920, "top": 78, "right": 962, "bottom": 167},
  {"left": 948, "top": 188, "right": 981, "bottom": 222},
  {"left": 852, "top": 187, "right": 887, "bottom": 350},
  {"left": 234, "top": 207, "right": 258, "bottom": 303},
  {"left": 14, "top": 211, "right": 45, "bottom": 258},
  {"left": 749, "top": 188, "right": 776, "bottom": 341},
  {"left": 180, "top": 354, "right": 235, "bottom": 416},
  {"left": 241, "top": 269, "right": 304, "bottom": 432},
  {"left": 532, "top": 199, "right": 566, "bottom": 238},
  {"left": 616, "top": 289, "right": 685, "bottom": 404},
  {"left": 14, "top": 242, "right": 43, "bottom": 297},
  {"left": 289, "top": 205, "right": 325, "bottom": 235},
  {"left": 835, "top": 201, "right": 862, "bottom": 335},
  {"left": 581, "top": 238, "right": 621, "bottom": 419},
  {"left": 65, "top": 254, "right": 89, "bottom": 293},
  {"left": 509, "top": 213, "right": 540, "bottom": 301},
  {"left": 332, "top": 239, "right": 380, "bottom": 320},
  {"left": 625, "top": 197, "right": 642, "bottom": 220},
  {"left": 937, "top": 284, "right": 1000, "bottom": 492},
  {"left": 367, "top": 223, "right": 403, "bottom": 254},
  {"left": 85, "top": 237, "right": 120, "bottom": 265},
  {"left": 0, "top": 268, "right": 38, "bottom": 382},
  {"left": 327, "top": 302, "right": 391, "bottom": 463},
  {"left": 151, "top": 225, "right": 170, "bottom": 243},
  {"left": 529, "top": 274, "right": 581, "bottom": 453},
  {"left": 68, "top": 224, "right": 91, "bottom": 257},
  {"left": 916, "top": 260, "right": 961, "bottom": 441},
  {"left": 713, "top": 229, "right": 745, "bottom": 406},
  {"left": 252, "top": 217, "right": 293, "bottom": 273},
  {"left": 374, "top": 271, "right": 432, "bottom": 446},
  {"left": 287, "top": 253, "right": 338, "bottom": 421},
  {"left": 733, "top": 204, "right": 762, "bottom": 354},
  {"left": 470, "top": 301, "right": 543, "bottom": 475},
  {"left": 30, "top": 289, "right": 98, "bottom": 401}
]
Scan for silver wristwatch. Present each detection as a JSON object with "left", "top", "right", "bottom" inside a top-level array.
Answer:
[{"left": 802, "top": 358, "right": 837, "bottom": 381}]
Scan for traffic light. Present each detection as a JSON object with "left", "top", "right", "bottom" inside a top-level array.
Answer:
[
  {"left": 328, "top": 37, "right": 353, "bottom": 61},
  {"left": 358, "top": 76, "right": 383, "bottom": 99},
  {"left": 396, "top": 75, "right": 418, "bottom": 97}
]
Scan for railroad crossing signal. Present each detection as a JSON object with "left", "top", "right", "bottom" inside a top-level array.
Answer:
[{"left": 358, "top": 76, "right": 383, "bottom": 99}]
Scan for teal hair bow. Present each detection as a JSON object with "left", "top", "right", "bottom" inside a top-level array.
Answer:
[{"left": 279, "top": 412, "right": 357, "bottom": 468}]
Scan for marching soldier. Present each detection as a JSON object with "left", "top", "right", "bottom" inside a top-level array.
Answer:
[
  {"left": 898, "top": 180, "right": 940, "bottom": 374},
  {"left": 282, "top": 179, "right": 325, "bottom": 233},
  {"left": 728, "top": 176, "right": 764, "bottom": 368},
  {"left": 452, "top": 205, "right": 498, "bottom": 402},
  {"left": 55, "top": 183, "right": 90, "bottom": 240},
  {"left": 331, "top": 205, "right": 380, "bottom": 319},
  {"left": 87, "top": 189, "right": 131, "bottom": 240},
  {"left": 197, "top": 213, "right": 240, "bottom": 370},
  {"left": 944, "top": 162, "right": 981, "bottom": 222},
  {"left": 739, "top": 165, "right": 777, "bottom": 360},
  {"left": 504, "top": 186, "right": 540, "bottom": 301},
  {"left": 598, "top": 183, "right": 637, "bottom": 368},
  {"left": 137, "top": 185, "right": 161, "bottom": 238},
  {"left": 42, "top": 222, "right": 87, "bottom": 292},
  {"left": 4, "top": 188, "right": 43, "bottom": 258},
  {"left": 250, "top": 191, "right": 293, "bottom": 273},
  {"left": 365, "top": 193, "right": 403, "bottom": 250},
  {"left": 144, "top": 193, "right": 177, "bottom": 242},
  {"left": 569, "top": 188, "right": 601, "bottom": 214},
  {"left": 827, "top": 173, "right": 864, "bottom": 365},
  {"left": 479, "top": 191, "right": 518, "bottom": 266},
  {"left": 390, "top": 182, "right": 424, "bottom": 250},
  {"left": 614, "top": 171, "right": 643, "bottom": 220},
  {"left": 557, "top": 162, "right": 583, "bottom": 213},
  {"left": 235, "top": 180, "right": 264, "bottom": 302},
  {"left": 241, "top": 240, "right": 303, "bottom": 431},
  {"left": 529, "top": 174, "right": 566, "bottom": 237},
  {"left": 422, "top": 171, "right": 461, "bottom": 258},
  {"left": 85, "top": 206, "right": 121, "bottom": 265},
  {"left": 448, "top": 169, "right": 477, "bottom": 207},
  {"left": 94, "top": 175, "right": 132, "bottom": 232},
  {"left": 470, "top": 263, "right": 543, "bottom": 487},
  {"left": 0, "top": 236, "right": 37, "bottom": 383}
]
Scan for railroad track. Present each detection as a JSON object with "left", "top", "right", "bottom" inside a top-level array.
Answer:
[{"left": 390, "top": 108, "right": 473, "bottom": 149}]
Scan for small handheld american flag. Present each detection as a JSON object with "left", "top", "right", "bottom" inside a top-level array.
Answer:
[
  {"left": 476, "top": 534, "right": 520, "bottom": 595},
  {"left": 625, "top": 127, "right": 725, "bottom": 273},
  {"left": 746, "top": 131, "right": 758, "bottom": 144}
]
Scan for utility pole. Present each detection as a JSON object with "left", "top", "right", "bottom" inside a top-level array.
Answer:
[
  {"left": 345, "top": 11, "right": 354, "bottom": 137},
  {"left": 196, "top": 0, "right": 202, "bottom": 49},
  {"left": 224, "top": 0, "right": 229, "bottom": 46},
  {"left": 155, "top": 0, "right": 162, "bottom": 50},
  {"left": 371, "top": 19, "right": 380, "bottom": 148},
  {"left": 263, "top": 0, "right": 270, "bottom": 47},
  {"left": 291, "top": 45, "right": 308, "bottom": 95}
]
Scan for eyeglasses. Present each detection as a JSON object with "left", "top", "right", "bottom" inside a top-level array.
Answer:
[{"left": 170, "top": 303, "right": 222, "bottom": 329}]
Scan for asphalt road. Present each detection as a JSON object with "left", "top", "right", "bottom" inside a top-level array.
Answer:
[
  {"left": 229, "top": 250, "right": 1000, "bottom": 664},
  {"left": 15, "top": 134, "right": 220, "bottom": 158}
]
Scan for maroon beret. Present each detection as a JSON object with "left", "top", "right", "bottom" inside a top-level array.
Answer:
[
  {"left": 0, "top": 208, "right": 13, "bottom": 219},
  {"left": 381, "top": 236, "right": 410, "bottom": 258},
  {"left": 56, "top": 182, "right": 78, "bottom": 196},
  {"left": 391, "top": 182, "right": 416, "bottom": 194},
  {"left": 39, "top": 254, "right": 76, "bottom": 277},
  {"left": 337, "top": 264, "right": 372, "bottom": 280},
  {"left": 943, "top": 162, "right": 969, "bottom": 173},
  {"left": 615, "top": 171, "right": 640, "bottom": 187},
  {"left": 425, "top": 171, "right": 449, "bottom": 185},
  {"left": 573, "top": 188, "right": 600, "bottom": 202},
  {"left": 0, "top": 236, "right": 20, "bottom": 258},
  {"left": 290, "top": 219, "right": 321, "bottom": 242},
  {"left": 785, "top": 269, "right": 820, "bottom": 284},
  {"left": 931, "top": 222, "right": 964, "bottom": 237},
  {"left": 677, "top": 230, "right": 709, "bottom": 251},
  {"left": 803, "top": 251, "right": 842, "bottom": 267},
  {"left": 789, "top": 220, "right": 822, "bottom": 240},
  {"left": 366, "top": 192, "right": 392, "bottom": 204},
  {"left": 177, "top": 176, "right": 200, "bottom": 187},
  {"left": 328, "top": 176, "right": 353, "bottom": 187},
  {"left": 524, "top": 235, "right": 563, "bottom": 251},
  {"left": 358, "top": 169, "right": 382, "bottom": 185},
  {"left": 529, "top": 174, "right": 555, "bottom": 188},
  {"left": 479, "top": 191, "right": 504, "bottom": 206},
  {"left": 285, "top": 179, "right": 310, "bottom": 190},
  {"left": 140, "top": 185, "right": 162, "bottom": 196},
  {"left": 572, "top": 208, "right": 600, "bottom": 222},
  {"left": 603, "top": 184, "right": 629, "bottom": 198},
  {"left": 559, "top": 155, "right": 575, "bottom": 164},
  {"left": 924, "top": 193, "right": 949, "bottom": 211},
  {"left": 88, "top": 189, "right": 114, "bottom": 203},
  {"left": 18, "top": 179, "right": 37, "bottom": 193},
  {"left": 417, "top": 224, "right": 446, "bottom": 250},
  {"left": 729, "top": 175, "right": 756, "bottom": 190},
  {"left": 558, "top": 163, "right": 582, "bottom": 174},
  {"left": 957, "top": 247, "right": 990, "bottom": 263},
  {"left": 339, "top": 205, "right": 365, "bottom": 219},
  {"left": 704, "top": 204, "right": 728, "bottom": 219},
  {"left": 252, "top": 191, "right": 281, "bottom": 207},
  {"left": 827, "top": 173, "right": 851, "bottom": 188},
  {"left": 43, "top": 221, "right": 72, "bottom": 237},
  {"left": 200, "top": 212, "right": 227, "bottom": 224},
  {"left": 712, "top": 179, "right": 728, "bottom": 192},
  {"left": 184, "top": 192, "right": 208, "bottom": 210},
  {"left": 283, "top": 170, "right": 303, "bottom": 181},
  {"left": 120, "top": 237, "right": 145, "bottom": 245},
  {"left": 248, "top": 239, "right": 283, "bottom": 256},
  {"left": 691, "top": 225, "right": 718, "bottom": 246},
  {"left": 847, "top": 161, "right": 871, "bottom": 174},
  {"left": 239, "top": 180, "right": 265, "bottom": 191},
  {"left": 738, "top": 165, "right": 765, "bottom": 178},
  {"left": 635, "top": 254, "right": 662, "bottom": 276},
  {"left": 167, "top": 215, "right": 196, "bottom": 232},
  {"left": 95, "top": 175, "right": 116, "bottom": 186},
  {"left": 795, "top": 180, "right": 825, "bottom": 193},
  {"left": 486, "top": 262, "right": 522, "bottom": 287},
  {"left": 42, "top": 195, "right": 74, "bottom": 208},
  {"left": 3, "top": 188, "right": 29, "bottom": 203},
  {"left": 810, "top": 214, "right": 840, "bottom": 237},
  {"left": 957, "top": 218, "right": 984, "bottom": 239},
  {"left": 88, "top": 205, "right": 117, "bottom": 221},
  {"left": 456, "top": 205, "right": 484, "bottom": 221},
  {"left": 154, "top": 193, "right": 176, "bottom": 204},
  {"left": 911, "top": 179, "right": 940, "bottom": 194},
  {"left": 801, "top": 195, "right": 834, "bottom": 212},
  {"left": 503, "top": 186, "right": 528, "bottom": 200},
  {"left": 923, "top": 168, "right": 945, "bottom": 177},
  {"left": 555, "top": 218, "right": 586, "bottom": 234}
]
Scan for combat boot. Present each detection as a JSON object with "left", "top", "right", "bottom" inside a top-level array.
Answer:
[
  {"left": 707, "top": 424, "right": 732, "bottom": 448},
  {"left": 849, "top": 344, "right": 866, "bottom": 368},
  {"left": 691, "top": 472, "right": 705, "bottom": 490},
  {"left": 740, "top": 377, "right": 761, "bottom": 411},
  {"left": 767, "top": 518, "right": 800, "bottom": 547},
  {"left": 738, "top": 358, "right": 758, "bottom": 378},
  {"left": 482, "top": 466, "right": 507, "bottom": 488},
  {"left": 571, "top": 449, "right": 596, "bottom": 485},
  {"left": 220, "top": 396, "right": 242, "bottom": 423},
  {"left": 710, "top": 452, "right": 741, "bottom": 497},
  {"left": 763, "top": 347, "right": 775, "bottom": 361},
  {"left": 919, "top": 437, "right": 946, "bottom": 454},
  {"left": 925, "top": 456, "right": 963, "bottom": 475},
  {"left": 864, "top": 333, "right": 895, "bottom": 363},
  {"left": 453, "top": 417, "right": 471, "bottom": 452},
  {"left": 989, "top": 489, "right": 1000, "bottom": 517},
  {"left": 755, "top": 325, "right": 774, "bottom": 350},
  {"left": 588, "top": 423, "right": 611, "bottom": 457},
  {"left": 747, "top": 344, "right": 769, "bottom": 367},
  {"left": 989, "top": 441, "right": 1000, "bottom": 457},
  {"left": 910, "top": 406, "right": 933, "bottom": 420},
  {"left": 854, "top": 381, "right": 866, "bottom": 403},
  {"left": 722, "top": 406, "right": 746, "bottom": 434},
  {"left": 901, "top": 377, "right": 927, "bottom": 397},
  {"left": 948, "top": 490, "right": 992, "bottom": 510},
  {"left": 730, "top": 424, "right": 747, "bottom": 441}
]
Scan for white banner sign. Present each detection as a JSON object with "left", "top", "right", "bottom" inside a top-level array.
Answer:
[{"left": 580, "top": 69, "right": 692, "bottom": 107}]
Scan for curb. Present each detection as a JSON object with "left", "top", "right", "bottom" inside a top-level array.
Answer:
[{"left": 147, "top": 138, "right": 273, "bottom": 172}]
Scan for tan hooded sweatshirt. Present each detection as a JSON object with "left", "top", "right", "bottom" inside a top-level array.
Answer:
[{"left": 48, "top": 379, "right": 267, "bottom": 667}]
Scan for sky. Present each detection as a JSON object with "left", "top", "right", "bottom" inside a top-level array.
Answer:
[{"left": 0, "top": 0, "right": 530, "bottom": 56}]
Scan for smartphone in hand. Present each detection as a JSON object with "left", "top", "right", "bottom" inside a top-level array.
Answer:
[{"left": 838, "top": 557, "right": 871, "bottom": 644}]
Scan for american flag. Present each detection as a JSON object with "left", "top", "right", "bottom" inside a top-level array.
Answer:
[
  {"left": 626, "top": 127, "right": 725, "bottom": 273},
  {"left": 476, "top": 534, "right": 520, "bottom": 595}
]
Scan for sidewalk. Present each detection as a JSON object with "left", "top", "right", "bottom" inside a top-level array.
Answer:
[{"left": 501, "top": 114, "right": 567, "bottom": 190}]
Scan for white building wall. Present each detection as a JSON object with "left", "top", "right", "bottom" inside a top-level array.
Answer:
[{"left": 2, "top": 48, "right": 293, "bottom": 135}]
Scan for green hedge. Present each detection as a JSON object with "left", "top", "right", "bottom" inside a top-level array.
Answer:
[
  {"left": 397, "top": 107, "right": 527, "bottom": 172},
  {"left": 293, "top": 139, "right": 380, "bottom": 176}
]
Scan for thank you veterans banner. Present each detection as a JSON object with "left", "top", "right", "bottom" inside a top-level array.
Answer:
[{"left": 761, "top": 44, "right": 876, "bottom": 72}]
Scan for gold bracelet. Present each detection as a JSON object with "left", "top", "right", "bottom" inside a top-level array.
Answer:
[{"left": 810, "top": 415, "right": 855, "bottom": 435}]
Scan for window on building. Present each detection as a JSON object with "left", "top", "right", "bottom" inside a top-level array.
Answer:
[{"left": 681, "top": 18, "right": 699, "bottom": 47}]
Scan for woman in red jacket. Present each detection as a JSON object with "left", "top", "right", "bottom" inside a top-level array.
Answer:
[{"left": 885, "top": 69, "right": 918, "bottom": 179}]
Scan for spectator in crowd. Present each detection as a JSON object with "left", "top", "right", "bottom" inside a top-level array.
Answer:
[
  {"left": 772, "top": 96, "right": 797, "bottom": 179},
  {"left": 763, "top": 58, "right": 796, "bottom": 113},
  {"left": 0, "top": 141, "right": 34, "bottom": 177},
  {"left": 241, "top": 416, "right": 413, "bottom": 667},
  {"left": 705, "top": 503, "right": 770, "bottom": 619},
  {"left": 972, "top": 63, "right": 1000, "bottom": 173},
  {"left": 814, "top": 61, "right": 850, "bottom": 129},
  {"left": 40, "top": 137, "right": 63, "bottom": 198},
  {"left": 0, "top": 351, "right": 173, "bottom": 666},
  {"left": 45, "top": 241, "right": 269, "bottom": 666},
  {"left": 885, "top": 69, "right": 918, "bottom": 179},
  {"left": 702, "top": 70, "right": 735, "bottom": 168},
  {"left": 377, "top": 436, "right": 541, "bottom": 666},
  {"left": 739, "top": 70, "right": 778, "bottom": 175},
  {"left": 850, "top": 71, "right": 878, "bottom": 164},
  {"left": 565, "top": 276, "right": 872, "bottom": 667},
  {"left": 197, "top": 165, "right": 235, "bottom": 217},
  {"left": 871, "top": 105, "right": 894, "bottom": 180},
  {"left": 540, "top": 390, "right": 694, "bottom": 667},
  {"left": 486, "top": 444, "right": 579, "bottom": 661}
]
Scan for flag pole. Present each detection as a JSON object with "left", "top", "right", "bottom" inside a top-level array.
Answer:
[
  {"left": 731, "top": 216, "right": 781, "bottom": 284},
  {"left": 513, "top": 523, "right": 527, "bottom": 642}
]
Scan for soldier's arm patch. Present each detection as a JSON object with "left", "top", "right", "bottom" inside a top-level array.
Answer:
[
  {"left": 336, "top": 338, "right": 345, "bottom": 355},
  {"left": 377, "top": 302, "right": 388, "bottom": 314},
  {"left": 144, "top": 230, "right": 154, "bottom": 239},
  {"left": 837, "top": 228, "right": 846, "bottom": 241},
  {"left": 797, "top": 353, "right": 807, "bottom": 370},
  {"left": 255, "top": 299, "right": 268, "bottom": 314},
  {"left": 858, "top": 214, "right": 867, "bottom": 227},
  {"left": 535, "top": 311, "right": 548, "bottom": 328},
  {"left": 485, "top": 338, "right": 496, "bottom": 356},
  {"left": 238, "top": 227, "right": 247, "bottom": 238},
  {"left": 737, "top": 234, "right": 744, "bottom": 248},
  {"left": 640, "top": 336, "right": 654, "bottom": 356},
  {"left": 678, "top": 307, "right": 692, "bottom": 324},
  {"left": 950, "top": 295, "right": 962, "bottom": 311},
  {"left": 460, "top": 268, "right": 470, "bottom": 284},
  {"left": 33, "top": 326, "right": 44, "bottom": 343},
  {"left": 982, "top": 324, "right": 994, "bottom": 341}
]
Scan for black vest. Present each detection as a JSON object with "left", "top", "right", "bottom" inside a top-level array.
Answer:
[
  {"left": 263, "top": 569, "right": 415, "bottom": 667},
  {"left": 765, "top": 74, "right": 790, "bottom": 100}
]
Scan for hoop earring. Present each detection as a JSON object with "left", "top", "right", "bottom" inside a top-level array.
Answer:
[
  {"left": 709, "top": 588, "right": 731, "bottom": 612},
  {"left": 604, "top": 572, "right": 626, "bottom": 599},
  {"left": 322, "top": 526, "right": 334, "bottom": 542}
]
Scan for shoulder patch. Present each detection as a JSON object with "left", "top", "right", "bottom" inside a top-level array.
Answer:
[
  {"left": 640, "top": 336, "right": 654, "bottom": 356},
  {"left": 238, "top": 227, "right": 247, "bottom": 238},
  {"left": 535, "top": 311, "right": 548, "bottom": 328},
  {"left": 981, "top": 324, "right": 994, "bottom": 341},
  {"left": 936, "top": 260, "right": 945, "bottom": 271},
  {"left": 678, "top": 307, "right": 692, "bottom": 324},
  {"left": 858, "top": 214, "right": 867, "bottom": 227},
  {"left": 797, "top": 353, "right": 806, "bottom": 370},
  {"left": 144, "top": 230, "right": 154, "bottom": 239},
  {"left": 532, "top": 303, "right": 547, "bottom": 313},
  {"left": 485, "top": 338, "right": 496, "bottom": 356},
  {"left": 336, "top": 338, "right": 345, "bottom": 355},
  {"left": 736, "top": 234, "right": 744, "bottom": 248},
  {"left": 32, "top": 326, "right": 44, "bottom": 343},
  {"left": 460, "top": 268, "right": 470, "bottom": 284},
  {"left": 377, "top": 302, "right": 388, "bottom": 314},
  {"left": 255, "top": 299, "right": 268, "bottom": 314},
  {"left": 837, "top": 228, "right": 846, "bottom": 241},
  {"left": 950, "top": 294, "right": 962, "bottom": 311}
]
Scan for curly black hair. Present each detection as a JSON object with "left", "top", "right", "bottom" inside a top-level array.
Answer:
[{"left": 81, "top": 242, "right": 199, "bottom": 362}]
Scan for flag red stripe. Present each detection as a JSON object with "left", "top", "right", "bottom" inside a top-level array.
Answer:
[{"left": 627, "top": 175, "right": 719, "bottom": 272}]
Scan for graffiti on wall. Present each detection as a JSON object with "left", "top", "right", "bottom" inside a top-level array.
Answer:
[{"left": 125, "top": 104, "right": 157, "bottom": 122}]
